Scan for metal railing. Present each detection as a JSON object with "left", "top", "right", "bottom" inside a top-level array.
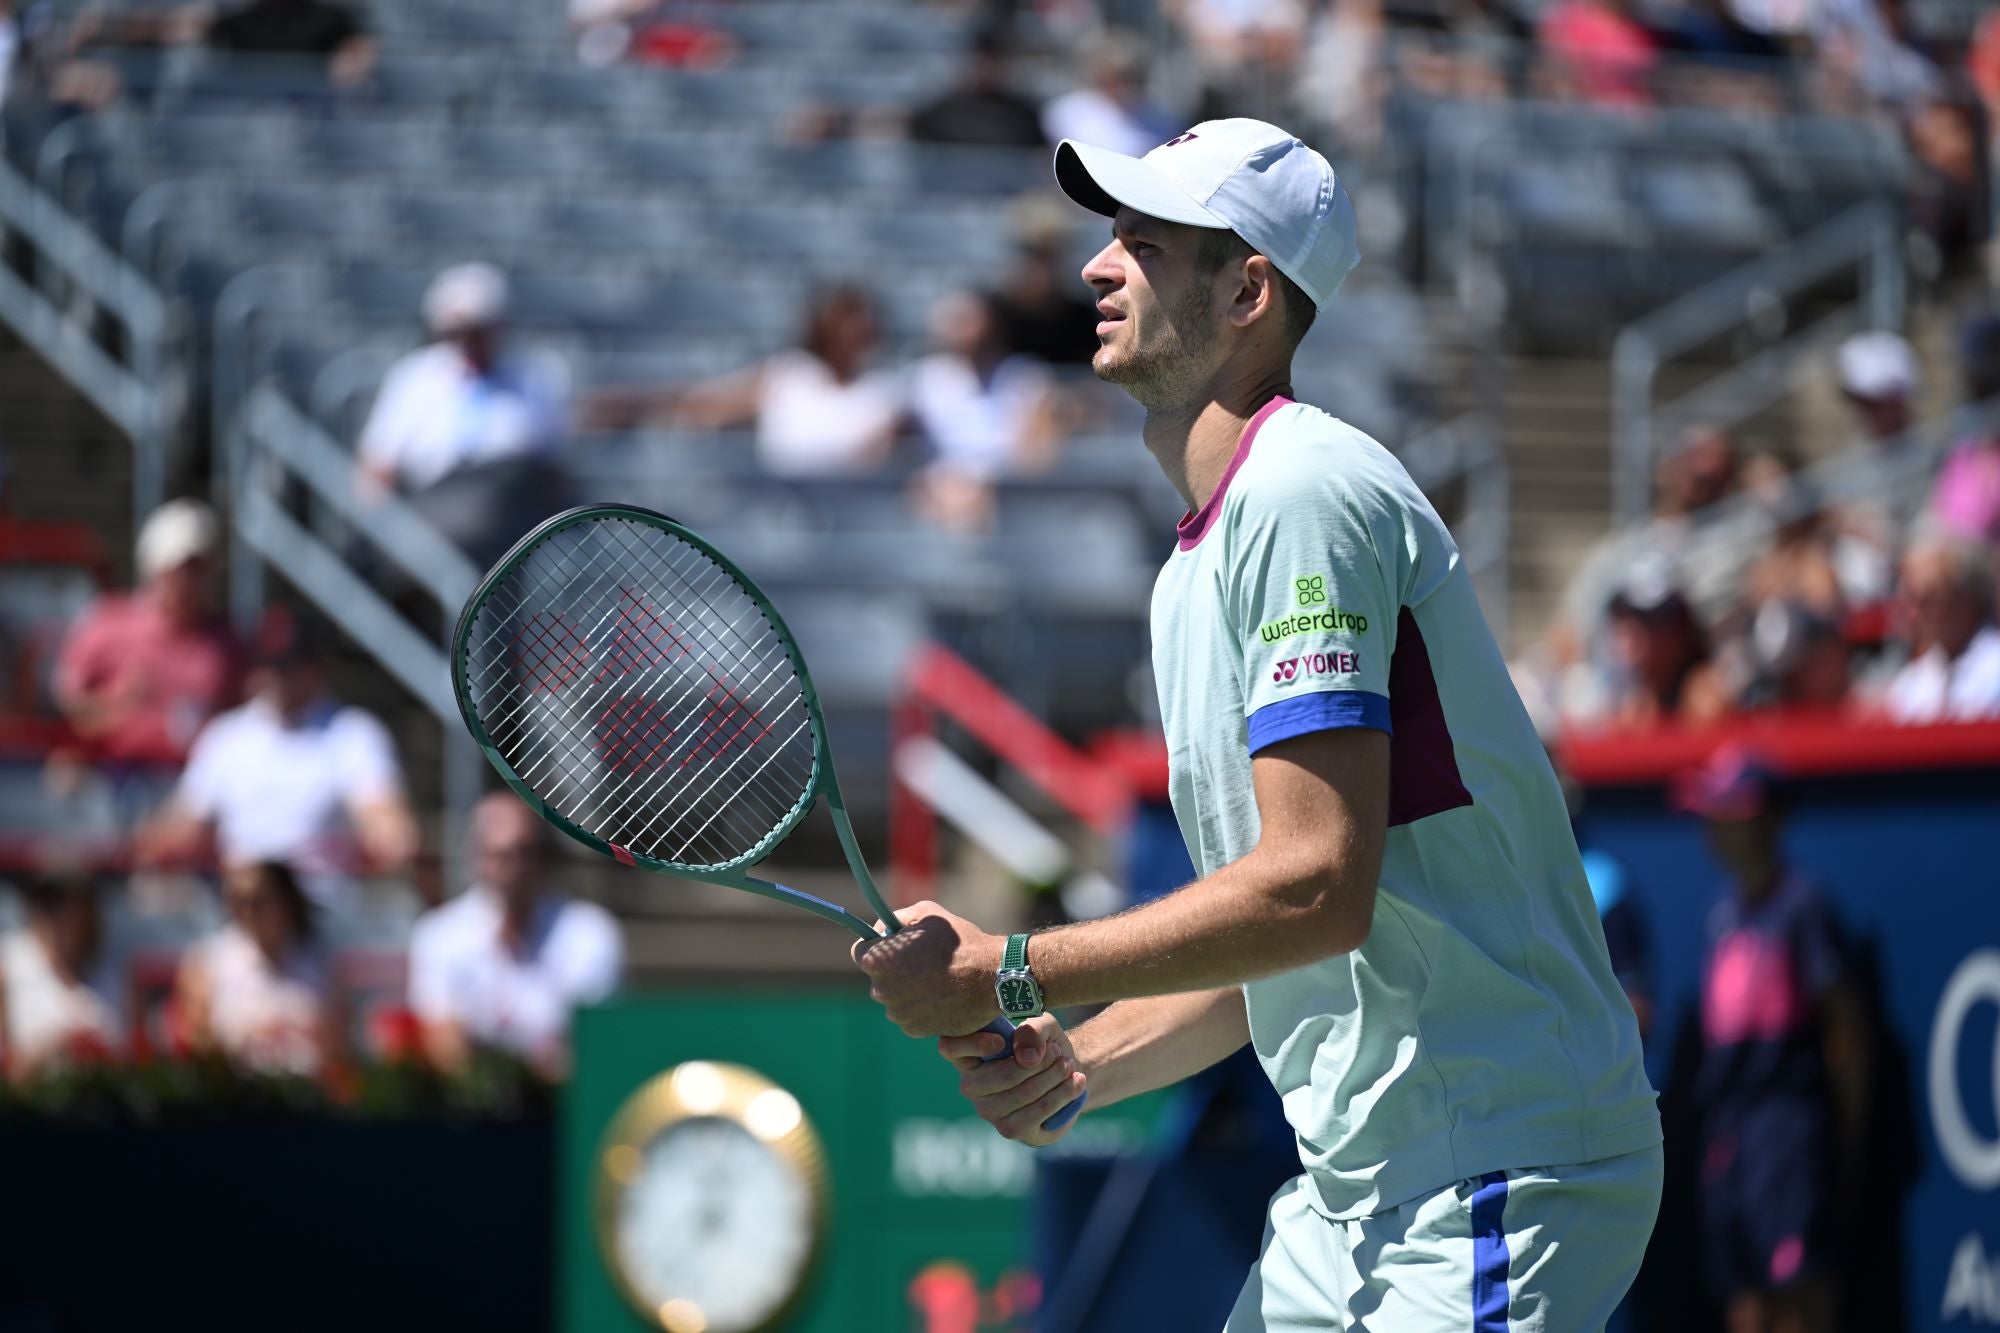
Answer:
[
  {"left": 1609, "top": 198, "right": 1904, "bottom": 524},
  {"left": 225, "top": 384, "right": 488, "bottom": 884},
  {"left": 0, "top": 155, "right": 179, "bottom": 526},
  {"left": 1398, "top": 411, "right": 1511, "bottom": 646}
]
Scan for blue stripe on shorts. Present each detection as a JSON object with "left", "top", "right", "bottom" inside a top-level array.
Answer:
[{"left": 1472, "top": 1170, "right": 1511, "bottom": 1332}]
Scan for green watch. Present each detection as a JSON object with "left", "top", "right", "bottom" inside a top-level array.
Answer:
[{"left": 994, "top": 933, "right": 1044, "bottom": 1021}]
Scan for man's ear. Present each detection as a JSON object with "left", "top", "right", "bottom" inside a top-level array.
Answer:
[{"left": 1228, "top": 254, "right": 1279, "bottom": 333}]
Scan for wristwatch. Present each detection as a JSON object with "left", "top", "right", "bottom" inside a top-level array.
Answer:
[{"left": 994, "top": 933, "right": 1045, "bottom": 1021}]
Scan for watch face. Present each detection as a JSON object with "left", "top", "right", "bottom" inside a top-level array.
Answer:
[
  {"left": 998, "top": 976, "right": 1040, "bottom": 1014},
  {"left": 612, "top": 1117, "right": 813, "bottom": 1333}
]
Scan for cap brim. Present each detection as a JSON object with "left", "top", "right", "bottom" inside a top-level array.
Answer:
[{"left": 1054, "top": 140, "right": 1231, "bottom": 229}]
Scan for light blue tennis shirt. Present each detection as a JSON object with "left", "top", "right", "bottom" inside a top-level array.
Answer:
[{"left": 1151, "top": 396, "right": 1661, "bottom": 1221}]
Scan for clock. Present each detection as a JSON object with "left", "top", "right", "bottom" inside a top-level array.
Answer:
[{"left": 595, "top": 1061, "right": 830, "bottom": 1333}]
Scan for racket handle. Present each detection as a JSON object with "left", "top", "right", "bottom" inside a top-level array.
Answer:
[{"left": 980, "top": 1017, "right": 1087, "bottom": 1131}]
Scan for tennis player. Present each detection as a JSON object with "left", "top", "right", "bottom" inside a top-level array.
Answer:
[{"left": 854, "top": 119, "right": 1663, "bottom": 1330}]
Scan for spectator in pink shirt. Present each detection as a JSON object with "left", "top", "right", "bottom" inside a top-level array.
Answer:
[
  {"left": 1539, "top": 0, "right": 1659, "bottom": 106},
  {"left": 1927, "top": 315, "right": 2000, "bottom": 547},
  {"left": 53, "top": 499, "right": 242, "bottom": 767}
]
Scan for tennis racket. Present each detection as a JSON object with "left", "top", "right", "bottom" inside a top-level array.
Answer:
[{"left": 451, "top": 503, "right": 1084, "bottom": 1130}]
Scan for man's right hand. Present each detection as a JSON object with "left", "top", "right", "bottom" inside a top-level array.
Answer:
[{"left": 937, "top": 1014, "right": 1086, "bottom": 1148}]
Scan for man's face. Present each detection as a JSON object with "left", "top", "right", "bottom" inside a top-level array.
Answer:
[
  {"left": 1901, "top": 549, "right": 1984, "bottom": 657},
  {"left": 475, "top": 803, "right": 546, "bottom": 904},
  {"left": 1081, "top": 209, "right": 1229, "bottom": 406},
  {"left": 151, "top": 554, "right": 213, "bottom": 625}
]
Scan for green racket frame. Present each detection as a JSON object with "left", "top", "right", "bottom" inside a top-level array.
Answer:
[{"left": 451, "top": 503, "right": 892, "bottom": 941}]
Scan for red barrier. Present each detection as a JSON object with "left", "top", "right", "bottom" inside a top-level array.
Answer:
[{"left": 1558, "top": 713, "right": 2000, "bottom": 784}]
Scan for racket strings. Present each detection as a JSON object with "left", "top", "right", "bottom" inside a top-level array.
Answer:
[
  {"left": 478, "top": 539, "right": 805, "bottom": 846},
  {"left": 462, "top": 517, "right": 817, "bottom": 868},
  {"left": 473, "top": 536, "right": 811, "bottom": 866}
]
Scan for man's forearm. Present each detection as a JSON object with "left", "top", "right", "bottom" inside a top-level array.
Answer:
[
  {"left": 1071, "top": 987, "right": 1250, "bottom": 1110},
  {"left": 1032, "top": 842, "right": 1371, "bottom": 1010}
]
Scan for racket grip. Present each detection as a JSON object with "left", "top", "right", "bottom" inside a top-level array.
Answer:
[{"left": 980, "top": 1017, "right": 1087, "bottom": 1131}]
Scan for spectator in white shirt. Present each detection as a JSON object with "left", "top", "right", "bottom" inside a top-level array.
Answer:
[
  {"left": 176, "top": 860, "right": 345, "bottom": 1077},
  {"left": 1880, "top": 533, "right": 2000, "bottom": 722},
  {"left": 583, "top": 284, "right": 906, "bottom": 477},
  {"left": 0, "top": 871, "right": 119, "bottom": 1081},
  {"left": 909, "top": 289, "right": 1059, "bottom": 532},
  {"left": 357, "top": 263, "right": 571, "bottom": 562},
  {"left": 408, "top": 792, "right": 622, "bottom": 1079},
  {"left": 1040, "top": 31, "right": 1180, "bottom": 160},
  {"left": 141, "top": 607, "right": 419, "bottom": 904}
]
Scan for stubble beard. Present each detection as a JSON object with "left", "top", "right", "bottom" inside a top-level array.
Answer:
[{"left": 1092, "top": 284, "right": 1220, "bottom": 414}]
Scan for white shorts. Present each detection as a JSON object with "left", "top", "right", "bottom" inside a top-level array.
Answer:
[{"left": 1223, "top": 1145, "right": 1664, "bottom": 1333}]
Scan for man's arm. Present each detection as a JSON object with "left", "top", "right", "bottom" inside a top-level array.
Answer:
[
  {"left": 938, "top": 988, "right": 1249, "bottom": 1146},
  {"left": 855, "top": 726, "right": 1387, "bottom": 1037}
]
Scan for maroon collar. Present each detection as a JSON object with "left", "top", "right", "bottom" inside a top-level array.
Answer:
[{"left": 1176, "top": 395, "right": 1293, "bottom": 551}]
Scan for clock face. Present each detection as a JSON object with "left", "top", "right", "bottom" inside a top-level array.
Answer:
[
  {"left": 613, "top": 1116, "right": 815, "bottom": 1333},
  {"left": 999, "top": 977, "right": 1038, "bottom": 1012}
]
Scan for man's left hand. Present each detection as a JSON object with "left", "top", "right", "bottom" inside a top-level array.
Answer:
[{"left": 851, "top": 901, "right": 1003, "bottom": 1038}]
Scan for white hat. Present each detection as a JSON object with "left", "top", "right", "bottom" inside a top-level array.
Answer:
[
  {"left": 423, "top": 262, "right": 510, "bottom": 334},
  {"left": 1836, "top": 330, "right": 1917, "bottom": 400},
  {"left": 1054, "top": 118, "right": 1360, "bottom": 310},
  {"left": 136, "top": 498, "right": 219, "bottom": 579}
]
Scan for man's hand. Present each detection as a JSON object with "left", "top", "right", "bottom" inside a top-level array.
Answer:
[
  {"left": 850, "top": 901, "right": 1002, "bottom": 1038},
  {"left": 938, "top": 1015, "right": 1085, "bottom": 1147}
]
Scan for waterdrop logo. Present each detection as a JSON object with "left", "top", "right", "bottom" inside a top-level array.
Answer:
[{"left": 1296, "top": 574, "right": 1328, "bottom": 607}]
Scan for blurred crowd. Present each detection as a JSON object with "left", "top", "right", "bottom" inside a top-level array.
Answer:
[
  {"left": 0, "top": 501, "right": 622, "bottom": 1089},
  {"left": 1524, "top": 309, "right": 2000, "bottom": 731}
]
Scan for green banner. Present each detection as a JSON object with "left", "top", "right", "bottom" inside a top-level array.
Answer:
[{"left": 561, "top": 993, "right": 1163, "bottom": 1333}]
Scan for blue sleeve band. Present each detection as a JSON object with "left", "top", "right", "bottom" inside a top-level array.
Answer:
[{"left": 1247, "top": 691, "right": 1392, "bottom": 753}]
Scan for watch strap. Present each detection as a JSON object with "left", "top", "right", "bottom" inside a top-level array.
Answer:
[{"left": 1002, "top": 933, "right": 1030, "bottom": 972}]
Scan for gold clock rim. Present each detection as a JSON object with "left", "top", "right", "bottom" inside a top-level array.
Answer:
[{"left": 593, "top": 1061, "right": 831, "bottom": 1333}]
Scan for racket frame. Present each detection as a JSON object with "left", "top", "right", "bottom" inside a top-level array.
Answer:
[{"left": 451, "top": 503, "right": 892, "bottom": 940}]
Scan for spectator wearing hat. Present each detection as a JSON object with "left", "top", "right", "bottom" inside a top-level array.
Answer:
[
  {"left": 407, "top": 792, "right": 621, "bottom": 1079},
  {"left": 1836, "top": 330, "right": 1918, "bottom": 448},
  {"left": 991, "top": 196, "right": 1102, "bottom": 367},
  {"left": 1677, "top": 747, "right": 1863, "bottom": 1333},
  {"left": 357, "top": 262, "right": 571, "bottom": 564},
  {"left": 140, "top": 608, "right": 417, "bottom": 906},
  {"left": 176, "top": 860, "right": 345, "bottom": 1076},
  {"left": 53, "top": 499, "right": 243, "bottom": 768},
  {"left": 1877, "top": 533, "right": 2000, "bottom": 722},
  {"left": 1580, "top": 567, "right": 1731, "bottom": 726},
  {"left": 0, "top": 870, "right": 118, "bottom": 1080},
  {"left": 907, "top": 27, "right": 1047, "bottom": 148},
  {"left": 1927, "top": 313, "right": 2000, "bottom": 548}
]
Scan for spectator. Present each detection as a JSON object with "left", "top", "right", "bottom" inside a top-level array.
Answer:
[
  {"left": 568, "top": 0, "right": 737, "bottom": 70},
  {"left": 911, "top": 290, "right": 1058, "bottom": 481},
  {"left": 1537, "top": 0, "right": 1659, "bottom": 106},
  {"left": 1836, "top": 329, "right": 1918, "bottom": 447},
  {"left": 1878, "top": 533, "right": 2000, "bottom": 721},
  {"left": 1739, "top": 600, "right": 1852, "bottom": 712},
  {"left": 1592, "top": 569, "right": 1731, "bottom": 725},
  {"left": 0, "top": 870, "right": 118, "bottom": 1080},
  {"left": 54, "top": 498, "right": 243, "bottom": 767},
  {"left": 204, "top": 0, "right": 377, "bottom": 87},
  {"left": 1170, "top": 0, "right": 1308, "bottom": 101},
  {"left": 1040, "top": 31, "right": 1179, "bottom": 159},
  {"left": 407, "top": 792, "right": 622, "bottom": 1079},
  {"left": 907, "top": 27, "right": 1046, "bottom": 148},
  {"left": 357, "top": 263, "right": 571, "bottom": 564},
  {"left": 1927, "top": 313, "right": 2000, "bottom": 547},
  {"left": 64, "top": 0, "right": 376, "bottom": 88},
  {"left": 141, "top": 607, "right": 417, "bottom": 904},
  {"left": 585, "top": 285, "right": 906, "bottom": 477},
  {"left": 991, "top": 196, "right": 1102, "bottom": 367},
  {"left": 0, "top": 0, "right": 18, "bottom": 109},
  {"left": 176, "top": 860, "right": 344, "bottom": 1076},
  {"left": 1676, "top": 747, "right": 1864, "bottom": 1333}
]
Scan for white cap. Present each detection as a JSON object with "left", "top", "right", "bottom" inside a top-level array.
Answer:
[
  {"left": 423, "top": 262, "right": 510, "bottom": 334},
  {"left": 136, "top": 498, "right": 219, "bottom": 579},
  {"left": 1054, "top": 118, "right": 1360, "bottom": 310},
  {"left": 1837, "top": 330, "right": 1917, "bottom": 400}
]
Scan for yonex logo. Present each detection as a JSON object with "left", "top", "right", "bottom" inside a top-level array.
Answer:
[
  {"left": 1162, "top": 132, "right": 1200, "bottom": 148},
  {"left": 1296, "top": 574, "right": 1328, "bottom": 607},
  {"left": 1272, "top": 650, "right": 1360, "bottom": 684}
]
